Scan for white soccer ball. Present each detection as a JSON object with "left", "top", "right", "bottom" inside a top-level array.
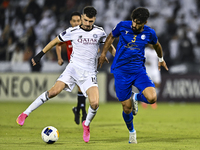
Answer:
[{"left": 41, "top": 126, "right": 59, "bottom": 144}]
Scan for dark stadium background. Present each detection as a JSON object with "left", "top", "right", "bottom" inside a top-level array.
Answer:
[{"left": 0, "top": 0, "right": 200, "bottom": 103}]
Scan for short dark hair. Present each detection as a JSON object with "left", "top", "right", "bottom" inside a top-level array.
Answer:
[
  {"left": 83, "top": 6, "right": 97, "bottom": 18},
  {"left": 70, "top": 11, "right": 81, "bottom": 20},
  {"left": 131, "top": 7, "right": 150, "bottom": 23}
]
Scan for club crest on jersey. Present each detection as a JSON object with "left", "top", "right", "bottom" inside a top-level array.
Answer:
[
  {"left": 62, "top": 31, "right": 66, "bottom": 36},
  {"left": 93, "top": 34, "right": 98, "bottom": 38},
  {"left": 141, "top": 34, "right": 146, "bottom": 40}
]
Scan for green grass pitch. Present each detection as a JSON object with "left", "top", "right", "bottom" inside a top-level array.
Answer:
[{"left": 0, "top": 101, "right": 200, "bottom": 150}]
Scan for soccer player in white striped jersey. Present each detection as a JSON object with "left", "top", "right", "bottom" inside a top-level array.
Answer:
[
  {"left": 56, "top": 12, "right": 87, "bottom": 125},
  {"left": 16, "top": 6, "right": 115, "bottom": 143}
]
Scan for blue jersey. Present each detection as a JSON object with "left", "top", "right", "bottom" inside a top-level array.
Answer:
[{"left": 111, "top": 21, "right": 158, "bottom": 74}]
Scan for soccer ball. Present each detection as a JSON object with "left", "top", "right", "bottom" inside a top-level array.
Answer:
[{"left": 41, "top": 126, "right": 59, "bottom": 144}]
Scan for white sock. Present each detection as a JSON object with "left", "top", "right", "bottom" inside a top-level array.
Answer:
[
  {"left": 24, "top": 91, "right": 49, "bottom": 116},
  {"left": 84, "top": 106, "right": 99, "bottom": 126}
]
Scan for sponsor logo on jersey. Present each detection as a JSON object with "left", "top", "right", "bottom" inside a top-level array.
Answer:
[
  {"left": 77, "top": 38, "right": 98, "bottom": 45},
  {"left": 125, "top": 31, "right": 129, "bottom": 34}
]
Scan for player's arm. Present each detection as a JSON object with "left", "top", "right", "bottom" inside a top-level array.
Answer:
[
  {"left": 56, "top": 43, "right": 64, "bottom": 66},
  {"left": 32, "top": 37, "right": 61, "bottom": 66},
  {"left": 108, "top": 44, "right": 116, "bottom": 57},
  {"left": 153, "top": 41, "right": 168, "bottom": 71},
  {"left": 98, "top": 32, "right": 115, "bottom": 68},
  {"left": 98, "top": 44, "right": 115, "bottom": 66}
]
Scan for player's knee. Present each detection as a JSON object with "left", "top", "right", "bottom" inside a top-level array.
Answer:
[
  {"left": 90, "top": 102, "right": 99, "bottom": 110},
  {"left": 147, "top": 94, "right": 157, "bottom": 104},
  {"left": 124, "top": 107, "right": 131, "bottom": 114},
  {"left": 122, "top": 104, "right": 132, "bottom": 114}
]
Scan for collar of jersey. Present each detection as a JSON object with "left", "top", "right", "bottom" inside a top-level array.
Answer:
[{"left": 80, "top": 25, "right": 94, "bottom": 32}]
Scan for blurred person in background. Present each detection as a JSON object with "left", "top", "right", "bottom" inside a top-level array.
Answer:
[
  {"left": 178, "top": 29, "right": 195, "bottom": 64},
  {"left": 10, "top": 17, "right": 24, "bottom": 40},
  {"left": 34, "top": 9, "right": 56, "bottom": 45},
  {"left": 6, "top": 31, "right": 16, "bottom": 60},
  {"left": 99, "top": 7, "right": 168, "bottom": 144},
  {"left": 16, "top": 6, "right": 115, "bottom": 143},
  {"left": 10, "top": 42, "right": 24, "bottom": 64},
  {"left": 56, "top": 11, "right": 87, "bottom": 125}
]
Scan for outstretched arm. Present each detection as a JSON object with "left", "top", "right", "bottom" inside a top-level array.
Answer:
[
  {"left": 98, "top": 32, "right": 115, "bottom": 68},
  {"left": 153, "top": 41, "right": 168, "bottom": 71},
  {"left": 108, "top": 44, "right": 116, "bottom": 57},
  {"left": 56, "top": 43, "right": 64, "bottom": 66},
  {"left": 32, "top": 37, "right": 61, "bottom": 66}
]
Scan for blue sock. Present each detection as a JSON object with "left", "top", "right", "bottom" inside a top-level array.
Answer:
[
  {"left": 122, "top": 111, "right": 135, "bottom": 132},
  {"left": 135, "top": 92, "right": 150, "bottom": 104}
]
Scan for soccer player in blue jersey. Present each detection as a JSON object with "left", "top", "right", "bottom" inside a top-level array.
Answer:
[{"left": 98, "top": 7, "right": 168, "bottom": 144}]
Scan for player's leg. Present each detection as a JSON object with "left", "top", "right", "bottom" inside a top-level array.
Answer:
[
  {"left": 16, "top": 81, "right": 66, "bottom": 126},
  {"left": 150, "top": 71, "right": 160, "bottom": 109},
  {"left": 121, "top": 99, "right": 137, "bottom": 144},
  {"left": 114, "top": 72, "right": 137, "bottom": 143},
  {"left": 72, "top": 86, "right": 87, "bottom": 125},
  {"left": 133, "top": 72, "right": 156, "bottom": 104},
  {"left": 77, "top": 86, "right": 87, "bottom": 122},
  {"left": 78, "top": 86, "right": 87, "bottom": 116},
  {"left": 77, "top": 72, "right": 98, "bottom": 143},
  {"left": 150, "top": 82, "right": 160, "bottom": 109},
  {"left": 134, "top": 87, "right": 157, "bottom": 104},
  {"left": 85, "top": 86, "right": 99, "bottom": 125},
  {"left": 82, "top": 86, "right": 99, "bottom": 143},
  {"left": 151, "top": 68, "right": 161, "bottom": 96},
  {"left": 121, "top": 98, "right": 137, "bottom": 141}
]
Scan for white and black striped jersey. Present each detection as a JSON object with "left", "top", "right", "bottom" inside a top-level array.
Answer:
[{"left": 58, "top": 25, "right": 107, "bottom": 72}]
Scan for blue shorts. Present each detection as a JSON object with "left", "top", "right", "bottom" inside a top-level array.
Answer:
[{"left": 113, "top": 70, "right": 155, "bottom": 101}]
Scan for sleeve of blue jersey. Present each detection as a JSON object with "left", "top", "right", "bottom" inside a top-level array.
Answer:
[
  {"left": 148, "top": 28, "right": 158, "bottom": 45},
  {"left": 112, "top": 21, "right": 122, "bottom": 38}
]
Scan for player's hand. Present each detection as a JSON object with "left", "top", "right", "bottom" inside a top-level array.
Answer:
[
  {"left": 31, "top": 51, "right": 45, "bottom": 66},
  {"left": 58, "top": 59, "right": 64, "bottom": 66},
  {"left": 105, "top": 57, "right": 109, "bottom": 63},
  {"left": 31, "top": 58, "right": 36, "bottom": 66},
  {"left": 158, "top": 60, "right": 168, "bottom": 71},
  {"left": 98, "top": 54, "right": 109, "bottom": 68},
  {"left": 31, "top": 56, "right": 41, "bottom": 66}
]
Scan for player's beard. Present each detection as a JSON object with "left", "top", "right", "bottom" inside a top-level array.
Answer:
[
  {"left": 86, "top": 26, "right": 91, "bottom": 29},
  {"left": 84, "top": 25, "right": 92, "bottom": 30},
  {"left": 132, "top": 26, "right": 143, "bottom": 33}
]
